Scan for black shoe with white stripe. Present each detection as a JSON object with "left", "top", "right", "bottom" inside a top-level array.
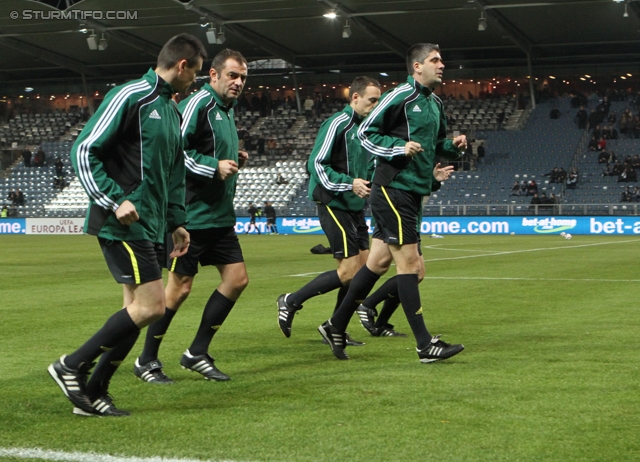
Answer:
[
  {"left": 277, "top": 293, "right": 300, "bottom": 338},
  {"left": 318, "top": 321, "right": 349, "bottom": 360},
  {"left": 133, "top": 358, "right": 174, "bottom": 384},
  {"left": 73, "top": 394, "right": 130, "bottom": 417},
  {"left": 48, "top": 355, "right": 95, "bottom": 414},
  {"left": 180, "top": 349, "right": 230, "bottom": 381},
  {"left": 321, "top": 331, "right": 365, "bottom": 346},
  {"left": 372, "top": 323, "right": 407, "bottom": 337},
  {"left": 356, "top": 304, "right": 378, "bottom": 335},
  {"left": 417, "top": 335, "right": 464, "bottom": 363}
]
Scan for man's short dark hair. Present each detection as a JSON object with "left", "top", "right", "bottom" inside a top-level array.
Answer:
[
  {"left": 157, "top": 33, "right": 207, "bottom": 70},
  {"left": 349, "top": 76, "right": 380, "bottom": 99},
  {"left": 210, "top": 49, "right": 248, "bottom": 74},
  {"left": 406, "top": 43, "right": 440, "bottom": 75}
]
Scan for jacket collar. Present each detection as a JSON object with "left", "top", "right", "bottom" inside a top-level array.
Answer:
[
  {"left": 343, "top": 104, "right": 362, "bottom": 123},
  {"left": 145, "top": 69, "right": 174, "bottom": 99},
  {"left": 408, "top": 75, "right": 433, "bottom": 97},
  {"left": 203, "top": 83, "right": 238, "bottom": 111}
]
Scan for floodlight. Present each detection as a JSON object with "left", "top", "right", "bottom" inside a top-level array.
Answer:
[
  {"left": 87, "top": 30, "right": 98, "bottom": 50},
  {"left": 206, "top": 26, "right": 217, "bottom": 44}
]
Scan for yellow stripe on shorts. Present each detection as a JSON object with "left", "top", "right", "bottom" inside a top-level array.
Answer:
[
  {"left": 380, "top": 186, "right": 403, "bottom": 245},
  {"left": 122, "top": 241, "right": 141, "bottom": 284},
  {"left": 326, "top": 205, "right": 348, "bottom": 258},
  {"left": 170, "top": 256, "right": 178, "bottom": 272}
]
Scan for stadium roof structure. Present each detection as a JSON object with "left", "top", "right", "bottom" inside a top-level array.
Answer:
[{"left": 1, "top": 0, "right": 639, "bottom": 87}]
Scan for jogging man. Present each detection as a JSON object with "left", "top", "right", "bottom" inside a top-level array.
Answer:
[
  {"left": 48, "top": 34, "right": 206, "bottom": 416},
  {"left": 277, "top": 76, "right": 381, "bottom": 341},
  {"left": 133, "top": 49, "right": 249, "bottom": 383},
  {"left": 263, "top": 200, "right": 278, "bottom": 234},
  {"left": 318, "top": 43, "right": 466, "bottom": 362}
]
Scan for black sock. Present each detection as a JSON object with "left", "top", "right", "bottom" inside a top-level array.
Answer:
[
  {"left": 86, "top": 328, "right": 140, "bottom": 398},
  {"left": 397, "top": 274, "right": 431, "bottom": 350},
  {"left": 363, "top": 276, "right": 398, "bottom": 310},
  {"left": 332, "top": 284, "right": 349, "bottom": 315},
  {"left": 330, "top": 266, "right": 380, "bottom": 332},
  {"left": 189, "top": 290, "right": 235, "bottom": 356},
  {"left": 375, "top": 297, "right": 401, "bottom": 328},
  {"left": 288, "top": 270, "right": 342, "bottom": 308},
  {"left": 138, "top": 307, "right": 177, "bottom": 364},
  {"left": 65, "top": 309, "right": 139, "bottom": 369}
]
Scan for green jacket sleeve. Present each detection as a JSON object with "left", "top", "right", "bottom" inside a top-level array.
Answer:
[
  {"left": 435, "top": 101, "right": 463, "bottom": 160},
  {"left": 167, "top": 132, "right": 188, "bottom": 232},
  {"left": 181, "top": 103, "right": 219, "bottom": 182},
  {"left": 358, "top": 94, "right": 406, "bottom": 161},
  {"left": 71, "top": 90, "right": 131, "bottom": 212},
  {"left": 307, "top": 116, "right": 354, "bottom": 192}
]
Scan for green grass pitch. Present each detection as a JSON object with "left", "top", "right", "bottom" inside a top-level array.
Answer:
[{"left": 0, "top": 234, "right": 639, "bottom": 462}]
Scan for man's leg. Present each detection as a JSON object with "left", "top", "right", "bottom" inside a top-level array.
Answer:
[
  {"left": 134, "top": 272, "right": 194, "bottom": 383},
  {"left": 181, "top": 262, "right": 248, "bottom": 381}
]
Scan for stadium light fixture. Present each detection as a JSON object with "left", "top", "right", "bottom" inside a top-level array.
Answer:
[
  {"left": 217, "top": 27, "right": 226, "bottom": 44},
  {"left": 206, "top": 26, "right": 217, "bottom": 44},
  {"left": 478, "top": 11, "right": 487, "bottom": 31},
  {"left": 342, "top": 19, "right": 351, "bottom": 38},
  {"left": 86, "top": 30, "right": 98, "bottom": 50},
  {"left": 623, "top": 3, "right": 629, "bottom": 17},
  {"left": 323, "top": 10, "right": 337, "bottom": 19},
  {"left": 98, "top": 33, "right": 108, "bottom": 51}
]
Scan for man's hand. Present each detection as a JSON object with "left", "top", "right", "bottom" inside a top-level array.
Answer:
[
  {"left": 238, "top": 150, "right": 248, "bottom": 169},
  {"left": 404, "top": 141, "right": 424, "bottom": 157},
  {"left": 169, "top": 226, "right": 190, "bottom": 258},
  {"left": 352, "top": 178, "right": 371, "bottom": 198},
  {"left": 453, "top": 134, "right": 467, "bottom": 152},
  {"left": 216, "top": 159, "right": 239, "bottom": 180},
  {"left": 433, "top": 162, "right": 454, "bottom": 182},
  {"left": 115, "top": 200, "right": 139, "bottom": 226}
]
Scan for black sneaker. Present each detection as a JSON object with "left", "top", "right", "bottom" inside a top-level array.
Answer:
[
  {"left": 48, "top": 355, "right": 95, "bottom": 414},
  {"left": 277, "top": 293, "right": 300, "bottom": 338},
  {"left": 356, "top": 304, "right": 378, "bottom": 335},
  {"left": 321, "top": 331, "right": 365, "bottom": 346},
  {"left": 180, "top": 349, "right": 230, "bottom": 381},
  {"left": 73, "top": 394, "right": 130, "bottom": 417},
  {"left": 372, "top": 323, "right": 407, "bottom": 337},
  {"left": 317, "top": 321, "right": 349, "bottom": 360},
  {"left": 417, "top": 335, "right": 464, "bottom": 363},
  {"left": 133, "top": 358, "right": 174, "bottom": 384}
]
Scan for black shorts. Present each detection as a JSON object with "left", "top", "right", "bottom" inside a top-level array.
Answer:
[
  {"left": 370, "top": 184, "right": 421, "bottom": 246},
  {"left": 167, "top": 226, "right": 244, "bottom": 276},
  {"left": 372, "top": 224, "right": 423, "bottom": 256},
  {"left": 98, "top": 238, "right": 164, "bottom": 285},
  {"left": 266, "top": 217, "right": 275, "bottom": 225},
  {"left": 317, "top": 205, "right": 369, "bottom": 259}
]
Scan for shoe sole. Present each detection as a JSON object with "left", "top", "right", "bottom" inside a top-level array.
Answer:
[
  {"left": 317, "top": 326, "right": 349, "bottom": 360},
  {"left": 73, "top": 407, "right": 99, "bottom": 417},
  {"left": 48, "top": 363, "right": 95, "bottom": 414},
  {"left": 181, "top": 366, "right": 230, "bottom": 381}
]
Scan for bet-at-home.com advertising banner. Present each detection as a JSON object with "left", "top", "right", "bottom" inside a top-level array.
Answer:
[{"left": 1, "top": 216, "right": 639, "bottom": 235}]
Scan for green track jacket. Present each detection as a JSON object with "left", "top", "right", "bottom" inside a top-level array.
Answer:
[
  {"left": 71, "top": 69, "right": 187, "bottom": 243},
  {"left": 178, "top": 83, "right": 238, "bottom": 229},
  {"left": 358, "top": 75, "right": 461, "bottom": 196},
  {"left": 307, "top": 105, "right": 367, "bottom": 212}
]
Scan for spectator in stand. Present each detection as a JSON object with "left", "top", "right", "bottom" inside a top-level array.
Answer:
[
  {"left": 22, "top": 147, "right": 32, "bottom": 168},
  {"left": 7, "top": 189, "right": 16, "bottom": 204},
  {"left": 476, "top": 142, "right": 485, "bottom": 159},
  {"left": 550, "top": 108, "right": 560, "bottom": 119},
  {"left": 620, "top": 109, "right": 632, "bottom": 138},
  {"left": 276, "top": 172, "right": 288, "bottom": 185},
  {"left": 14, "top": 188, "right": 25, "bottom": 205},
  {"left": 304, "top": 96, "right": 314, "bottom": 118},
  {"left": 53, "top": 175, "right": 67, "bottom": 191},
  {"left": 566, "top": 168, "right": 579, "bottom": 189},
  {"left": 282, "top": 142, "right": 293, "bottom": 156},
  {"left": 496, "top": 108, "right": 505, "bottom": 129},
  {"left": 527, "top": 180, "right": 538, "bottom": 196},
  {"left": 446, "top": 111, "right": 456, "bottom": 126},
  {"left": 576, "top": 106, "right": 588, "bottom": 129},
  {"left": 633, "top": 115, "right": 640, "bottom": 139},
  {"left": 54, "top": 157, "right": 65, "bottom": 176},
  {"left": 592, "top": 125, "right": 602, "bottom": 140},
  {"left": 621, "top": 186, "right": 633, "bottom": 202},
  {"left": 35, "top": 146, "right": 46, "bottom": 167},
  {"left": 510, "top": 181, "right": 520, "bottom": 196},
  {"left": 1, "top": 204, "right": 7, "bottom": 218},
  {"left": 530, "top": 193, "right": 540, "bottom": 208},
  {"left": 544, "top": 167, "right": 559, "bottom": 183},
  {"left": 597, "top": 137, "right": 607, "bottom": 151},
  {"left": 549, "top": 193, "right": 558, "bottom": 205},
  {"left": 256, "top": 134, "right": 265, "bottom": 155},
  {"left": 597, "top": 96, "right": 611, "bottom": 115},
  {"left": 557, "top": 167, "right": 567, "bottom": 183},
  {"left": 520, "top": 180, "right": 528, "bottom": 196},
  {"left": 608, "top": 111, "right": 617, "bottom": 125},
  {"left": 588, "top": 135, "right": 599, "bottom": 151},
  {"left": 588, "top": 109, "right": 600, "bottom": 131},
  {"left": 606, "top": 151, "right": 617, "bottom": 164},
  {"left": 612, "top": 160, "right": 624, "bottom": 176},
  {"left": 266, "top": 136, "right": 278, "bottom": 155},
  {"left": 597, "top": 149, "right": 609, "bottom": 164}
]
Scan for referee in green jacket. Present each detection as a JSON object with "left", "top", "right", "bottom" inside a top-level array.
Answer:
[
  {"left": 276, "top": 76, "right": 381, "bottom": 341},
  {"left": 48, "top": 34, "right": 207, "bottom": 416},
  {"left": 319, "top": 43, "right": 467, "bottom": 363}
]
